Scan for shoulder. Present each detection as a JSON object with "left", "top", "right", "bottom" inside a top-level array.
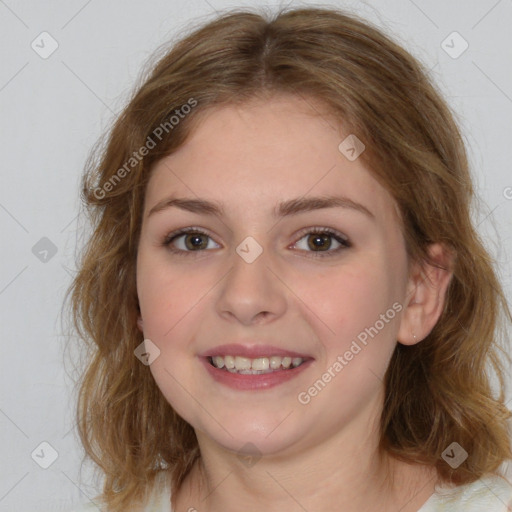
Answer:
[
  {"left": 419, "top": 473, "right": 512, "bottom": 512},
  {"left": 68, "top": 471, "right": 172, "bottom": 512},
  {"left": 148, "top": 470, "right": 172, "bottom": 511}
]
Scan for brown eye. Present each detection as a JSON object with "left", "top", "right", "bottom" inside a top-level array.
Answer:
[
  {"left": 293, "top": 228, "right": 350, "bottom": 257},
  {"left": 183, "top": 233, "right": 209, "bottom": 250},
  {"left": 307, "top": 233, "right": 333, "bottom": 251},
  {"left": 163, "top": 229, "right": 220, "bottom": 253}
]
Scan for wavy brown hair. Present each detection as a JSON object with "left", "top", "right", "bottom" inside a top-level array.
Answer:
[{"left": 66, "top": 6, "right": 512, "bottom": 511}]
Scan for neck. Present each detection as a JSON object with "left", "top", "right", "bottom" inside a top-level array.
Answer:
[{"left": 172, "top": 423, "right": 438, "bottom": 512}]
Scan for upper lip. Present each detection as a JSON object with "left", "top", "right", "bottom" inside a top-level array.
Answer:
[{"left": 199, "top": 343, "right": 313, "bottom": 360}]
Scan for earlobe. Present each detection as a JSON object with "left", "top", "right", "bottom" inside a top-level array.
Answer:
[
  {"left": 137, "top": 316, "right": 144, "bottom": 332},
  {"left": 397, "top": 243, "right": 454, "bottom": 346}
]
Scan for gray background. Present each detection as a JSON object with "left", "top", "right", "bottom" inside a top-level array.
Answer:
[{"left": 1, "top": 0, "right": 511, "bottom": 510}]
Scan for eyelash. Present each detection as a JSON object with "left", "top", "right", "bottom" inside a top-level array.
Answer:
[{"left": 162, "top": 226, "right": 351, "bottom": 259}]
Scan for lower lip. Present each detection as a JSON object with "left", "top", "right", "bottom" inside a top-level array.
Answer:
[{"left": 200, "top": 357, "right": 313, "bottom": 391}]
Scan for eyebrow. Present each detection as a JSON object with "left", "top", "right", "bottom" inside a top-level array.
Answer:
[{"left": 147, "top": 195, "right": 374, "bottom": 219}]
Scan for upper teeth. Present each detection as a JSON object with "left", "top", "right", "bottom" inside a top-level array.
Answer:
[{"left": 211, "top": 355, "right": 304, "bottom": 372}]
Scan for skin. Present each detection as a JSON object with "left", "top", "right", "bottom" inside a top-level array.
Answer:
[{"left": 136, "top": 95, "right": 453, "bottom": 512}]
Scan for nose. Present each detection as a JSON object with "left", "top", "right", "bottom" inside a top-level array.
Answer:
[{"left": 215, "top": 246, "right": 288, "bottom": 326}]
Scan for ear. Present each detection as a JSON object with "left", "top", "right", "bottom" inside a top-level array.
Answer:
[
  {"left": 135, "top": 299, "right": 144, "bottom": 332},
  {"left": 397, "top": 243, "right": 454, "bottom": 346}
]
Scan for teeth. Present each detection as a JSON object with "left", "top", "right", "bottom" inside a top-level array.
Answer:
[
  {"left": 210, "top": 355, "right": 305, "bottom": 372},
  {"left": 212, "top": 356, "right": 225, "bottom": 369},
  {"left": 269, "top": 356, "right": 282, "bottom": 370},
  {"left": 234, "top": 356, "right": 251, "bottom": 370},
  {"left": 251, "top": 357, "right": 269, "bottom": 371}
]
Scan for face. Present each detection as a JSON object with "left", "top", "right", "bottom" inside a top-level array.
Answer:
[{"left": 136, "top": 95, "right": 411, "bottom": 457}]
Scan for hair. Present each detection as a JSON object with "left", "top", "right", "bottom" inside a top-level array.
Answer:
[{"left": 66, "top": 6, "right": 512, "bottom": 511}]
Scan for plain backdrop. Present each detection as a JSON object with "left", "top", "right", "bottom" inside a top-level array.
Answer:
[{"left": 1, "top": 0, "right": 511, "bottom": 510}]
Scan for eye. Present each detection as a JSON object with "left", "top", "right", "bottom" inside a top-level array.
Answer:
[
  {"left": 162, "top": 226, "right": 351, "bottom": 258},
  {"left": 292, "top": 227, "right": 350, "bottom": 257},
  {"left": 163, "top": 228, "right": 220, "bottom": 254}
]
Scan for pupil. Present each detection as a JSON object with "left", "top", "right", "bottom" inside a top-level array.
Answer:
[
  {"left": 309, "top": 234, "right": 330, "bottom": 251},
  {"left": 186, "top": 234, "right": 207, "bottom": 250}
]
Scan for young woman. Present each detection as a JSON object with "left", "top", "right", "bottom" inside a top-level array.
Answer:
[{"left": 68, "top": 7, "right": 512, "bottom": 512}]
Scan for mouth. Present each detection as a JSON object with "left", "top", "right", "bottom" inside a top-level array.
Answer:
[
  {"left": 199, "top": 343, "right": 314, "bottom": 390},
  {"left": 200, "top": 353, "right": 314, "bottom": 391},
  {"left": 207, "top": 354, "right": 309, "bottom": 375}
]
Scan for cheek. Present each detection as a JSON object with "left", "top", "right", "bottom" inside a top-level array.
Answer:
[
  {"left": 299, "top": 259, "right": 395, "bottom": 333},
  {"left": 136, "top": 250, "right": 204, "bottom": 337},
  {"left": 136, "top": 251, "right": 204, "bottom": 419},
  {"left": 293, "top": 256, "right": 401, "bottom": 377}
]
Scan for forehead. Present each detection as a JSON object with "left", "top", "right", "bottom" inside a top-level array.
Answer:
[{"left": 144, "top": 96, "right": 399, "bottom": 224}]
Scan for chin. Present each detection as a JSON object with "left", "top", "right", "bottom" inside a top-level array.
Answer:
[{"left": 196, "top": 417, "right": 304, "bottom": 458}]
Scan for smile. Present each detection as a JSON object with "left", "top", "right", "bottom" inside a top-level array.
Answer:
[
  {"left": 209, "top": 355, "right": 305, "bottom": 374},
  {"left": 202, "top": 355, "right": 313, "bottom": 391}
]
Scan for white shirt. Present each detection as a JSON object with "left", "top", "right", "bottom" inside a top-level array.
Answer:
[
  {"left": 417, "top": 474, "right": 512, "bottom": 511},
  {"left": 70, "top": 472, "right": 512, "bottom": 511}
]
